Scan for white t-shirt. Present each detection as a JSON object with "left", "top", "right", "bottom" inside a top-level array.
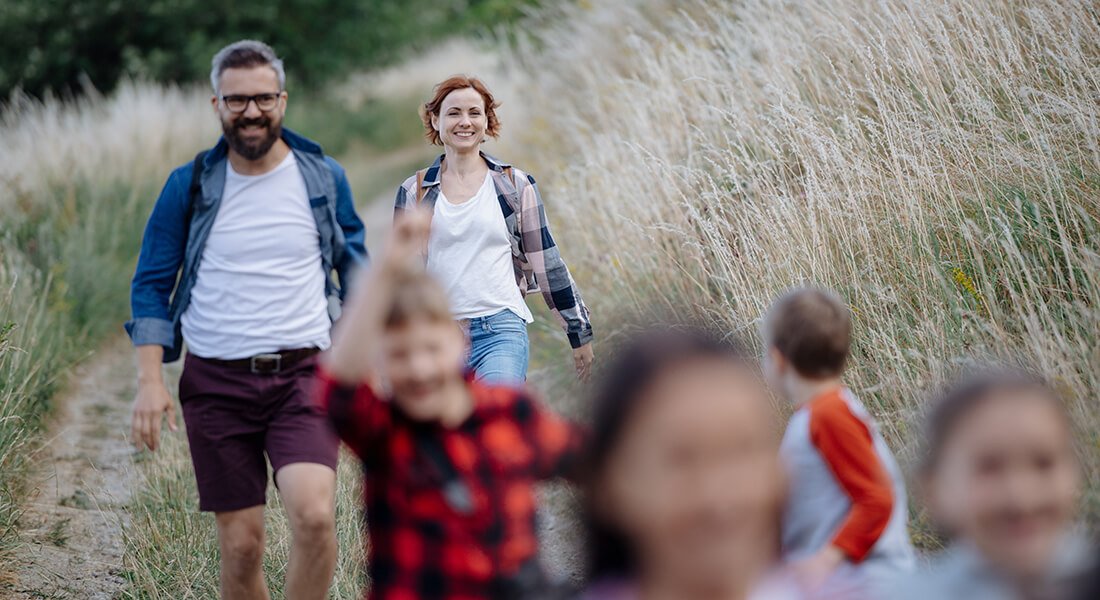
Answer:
[
  {"left": 181, "top": 152, "right": 331, "bottom": 359},
  {"left": 426, "top": 171, "right": 534, "bottom": 323}
]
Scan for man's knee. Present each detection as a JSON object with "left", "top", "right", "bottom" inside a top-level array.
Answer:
[
  {"left": 290, "top": 497, "right": 336, "bottom": 541},
  {"left": 218, "top": 513, "right": 266, "bottom": 569},
  {"left": 277, "top": 463, "right": 336, "bottom": 541}
]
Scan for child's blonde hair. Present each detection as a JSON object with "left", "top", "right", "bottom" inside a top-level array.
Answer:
[{"left": 384, "top": 270, "right": 453, "bottom": 329}]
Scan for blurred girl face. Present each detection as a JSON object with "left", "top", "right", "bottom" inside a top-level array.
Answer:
[
  {"left": 926, "top": 390, "right": 1079, "bottom": 580},
  {"left": 431, "top": 87, "right": 487, "bottom": 151},
  {"left": 597, "top": 359, "right": 784, "bottom": 593}
]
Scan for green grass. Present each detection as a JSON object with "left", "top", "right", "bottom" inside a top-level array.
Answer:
[
  {"left": 0, "top": 175, "right": 169, "bottom": 562},
  {"left": 46, "top": 519, "right": 71, "bottom": 548}
]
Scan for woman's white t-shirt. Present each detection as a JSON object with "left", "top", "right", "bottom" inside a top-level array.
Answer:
[{"left": 426, "top": 171, "right": 534, "bottom": 323}]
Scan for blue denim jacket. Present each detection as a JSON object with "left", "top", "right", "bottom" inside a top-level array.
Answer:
[{"left": 125, "top": 128, "right": 368, "bottom": 362}]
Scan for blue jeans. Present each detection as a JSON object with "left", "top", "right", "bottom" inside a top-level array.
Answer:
[{"left": 464, "top": 310, "right": 529, "bottom": 387}]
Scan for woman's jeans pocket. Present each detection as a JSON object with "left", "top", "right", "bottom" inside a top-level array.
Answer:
[{"left": 466, "top": 310, "right": 529, "bottom": 387}]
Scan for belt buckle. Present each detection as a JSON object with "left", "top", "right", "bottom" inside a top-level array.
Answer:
[{"left": 250, "top": 353, "right": 282, "bottom": 374}]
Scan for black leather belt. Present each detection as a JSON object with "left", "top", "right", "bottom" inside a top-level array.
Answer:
[{"left": 199, "top": 347, "right": 320, "bottom": 374}]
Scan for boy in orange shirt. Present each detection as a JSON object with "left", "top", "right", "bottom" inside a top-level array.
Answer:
[{"left": 761, "top": 287, "right": 915, "bottom": 594}]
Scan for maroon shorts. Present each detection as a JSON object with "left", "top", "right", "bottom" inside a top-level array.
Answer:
[{"left": 178, "top": 352, "right": 338, "bottom": 512}]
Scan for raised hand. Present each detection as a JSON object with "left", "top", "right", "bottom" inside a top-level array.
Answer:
[{"left": 382, "top": 208, "right": 433, "bottom": 273}]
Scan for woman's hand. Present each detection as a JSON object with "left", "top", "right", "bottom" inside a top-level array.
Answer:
[{"left": 573, "top": 342, "right": 594, "bottom": 382}]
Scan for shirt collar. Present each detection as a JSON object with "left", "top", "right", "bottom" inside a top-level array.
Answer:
[{"left": 420, "top": 151, "right": 512, "bottom": 189}]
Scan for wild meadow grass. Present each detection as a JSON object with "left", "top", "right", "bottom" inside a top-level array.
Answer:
[
  {"left": 504, "top": 0, "right": 1100, "bottom": 539},
  {"left": 0, "top": 81, "right": 216, "bottom": 566}
]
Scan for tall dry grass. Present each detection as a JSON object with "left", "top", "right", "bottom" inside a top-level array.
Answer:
[
  {"left": 0, "top": 80, "right": 216, "bottom": 564},
  {"left": 505, "top": 0, "right": 1100, "bottom": 529}
]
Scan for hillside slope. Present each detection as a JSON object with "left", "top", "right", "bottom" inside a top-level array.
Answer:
[{"left": 503, "top": 0, "right": 1100, "bottom": 516}]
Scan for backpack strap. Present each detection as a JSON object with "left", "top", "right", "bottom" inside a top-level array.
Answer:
[
  {"left": 186, "top": 150, "right": 209, "bottom": 235},
  {"left": 414, "top": 429, "right": 474, "bottom": 515},
  {"left": 415, "top": 168, "right": 428, "bottom": 206}
]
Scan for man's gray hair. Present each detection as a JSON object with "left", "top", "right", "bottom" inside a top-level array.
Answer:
[{"left": 210, "top": 40, "right": 286, "bottom": 93}]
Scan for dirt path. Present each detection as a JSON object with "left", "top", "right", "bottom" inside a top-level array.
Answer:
[{"left": 7, "top": 336, "right": 141, "bottom": 600}]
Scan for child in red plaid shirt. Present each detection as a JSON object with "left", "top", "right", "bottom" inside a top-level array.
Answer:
[{"left": 317, "top": 209, "right": 585, "bottom": 600}]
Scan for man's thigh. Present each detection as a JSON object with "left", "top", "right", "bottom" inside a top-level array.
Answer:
[
  {"left": 179, "top": 354, "right": 269, "bottom": 512},
  {"left": 274, "top": 463, "right": 336, "bottom": 528},
  {"left": 265, "top": 357, "right": 339, "bottom": 476}
]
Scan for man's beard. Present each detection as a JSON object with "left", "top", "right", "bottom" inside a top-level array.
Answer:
[{"left": 222, "top": 114, "right": 282, "bottom": 161}]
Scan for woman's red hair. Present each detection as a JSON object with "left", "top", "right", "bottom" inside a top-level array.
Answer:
[{"left": 420, "top": 75, "right": 502, "bottom": 146}]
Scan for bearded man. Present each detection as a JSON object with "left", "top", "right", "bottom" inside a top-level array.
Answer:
[{"left": 126, "top": 40, "right": 366, "bottom": 599}]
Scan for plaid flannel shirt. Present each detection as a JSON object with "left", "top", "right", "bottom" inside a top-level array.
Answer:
[
  {"left": 316, "top": 368, "right": 586, "bottom": 600},
  {"left": 394, "top": 152, "right": 594, "bottom": 348}
]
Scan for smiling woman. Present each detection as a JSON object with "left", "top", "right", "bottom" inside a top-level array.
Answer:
[{"left": 392, "top": 76, "right": 596, "bottom": 387}]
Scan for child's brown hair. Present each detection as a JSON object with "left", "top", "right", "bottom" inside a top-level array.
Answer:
[
  {"left": 384, "top": 269, "right": 453, "bottom": 329},
  {"left": 763, "top": 287, "right": 851, "bottom": 378}
]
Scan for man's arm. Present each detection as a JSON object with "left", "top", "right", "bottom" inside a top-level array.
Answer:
[
  {"left": 126, "top": 167, "right": 190, "bottom": 349},
  {"left": 131, "top": 344, "right": 177, "bottom": 451},
  {"left": 127, "top": 167, "right": 191, "bottom": 451}
]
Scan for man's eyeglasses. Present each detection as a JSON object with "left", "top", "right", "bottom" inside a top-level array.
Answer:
[{"left": 220, "top": 93, "right": 281, "bottom": 113}]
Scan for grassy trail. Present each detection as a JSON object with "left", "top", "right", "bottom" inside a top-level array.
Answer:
[{"left": 7, "top": 336, "right": 149, "bottom": 599}]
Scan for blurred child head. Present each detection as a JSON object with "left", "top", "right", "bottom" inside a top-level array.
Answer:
[
  {"left": 761, "top": 287, "right": 851, "bottom": 401},
  {"left": 921, "top": 370, "right": 1080, "bottom": 580},
  {"left": 583, "top": 327, "right": 785, "bottom": 594},
  {"left": 381, "top": 269, "right": 467, "bottom": 421}
]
